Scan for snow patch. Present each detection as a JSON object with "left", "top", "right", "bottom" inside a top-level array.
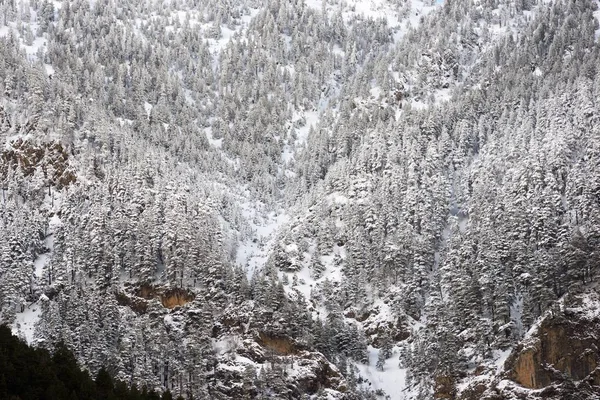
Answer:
[
  {"left": 44, "top": 64, "right": 54, "bottom": 76},
  {"left": 144, "top": 102, "right": 153, "bottom": 119},
  {"left": 11, "top": 303, "right": 42, "bottom": 345},
  {"left": 204, "top": 127, "right": 223, "bottom": 149},
  {"left": 595, "top": 0, "right": 600, "bottom": 40},
  {"left": 355, "top": 346, "right": 412, "bottom": 400},
  {"left": 236, "top": 201, "right": 290, "bottom": 280},
  {"left": 34, "top": 253, "right": 50, "bottom": 280},
  {"left": 494, "top": 348, "right": 512, "bottom": 373},
  {"left": 12, "top": 193, "right": 63, "bottom": 344}
]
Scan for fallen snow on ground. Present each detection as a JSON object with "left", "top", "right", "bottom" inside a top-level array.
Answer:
[
  {"left": 34, "top": 253, "right": 50, "bottom": 280},
  {"left": 144, "top": 102, "right": 153, "bottom": 119},
  {"left": 306, "top": 0, "right": 440, "bottom": 40},
  {"left": 356, "top": 346, "right": 412, "bottom": 400},
  {"left": 205, "top": 8, "right": 260, "bottom": 66},
  {"left": 11, "top": 304, "right": 42, "bottom": 345},
  {"left": 236, "top": 200, "right": 290, "bottom": 280},
  {"left": 595, "top": 0, "right": 600, "bottom": 40},
  {"left": 0, "top": 2, "right": 54, "bottom": 70},
  {"left": 494, "top": 348, "right": 512, "bottom": 373},
  {"left": 11, "top": 192, "right": 63, "bottom": 344},
  {"left": 204, "top": 127, "right": 224, "bottom": 149}
]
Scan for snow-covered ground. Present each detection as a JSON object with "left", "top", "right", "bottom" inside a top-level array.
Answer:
[
  {"left": 356, "top": 346, "right": 411, "bottom": 399},
  {"left": 11, "top": 304, "right": 42, "bottom": 345},
  {"left": 282, "top": 110, "right": 322, "bottom": 164},
  {"left": 306, "top": 0, "right": 441, "bottom": 39},
  {"left": 455, "top": 348, "right": 512, "bottom": 394},
  {"left": 204, "top": 127, "right": 224, "bottom": 149},
  {"left": 595, "top": 0, "right": 600, "bottom": 40},
  {"left": 0, "top": 1, "right": 55, "bottom": 71},
  {"left": 11, "top": 194, "right": 62, "bottom": 344},
  {"left": 231, "top": 0, "right": 448, "bottom": 290},
  {"left": 236, "top": 200, "right": 290, "bottom": 280}
]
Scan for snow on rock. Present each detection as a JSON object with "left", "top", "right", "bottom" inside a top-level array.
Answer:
[
  {"left": 210, "top": 300, "right": 350, "bottom": 398},
  {"left": 455, "top": 348, "right": 512, "bottom": 396},
  {"left": 353, "top": 301, "right": 411, "bottom": 346}
]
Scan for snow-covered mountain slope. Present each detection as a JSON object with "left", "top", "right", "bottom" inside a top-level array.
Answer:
[{"left": 2, "top": 0, "right": 600, "bottom": 399}]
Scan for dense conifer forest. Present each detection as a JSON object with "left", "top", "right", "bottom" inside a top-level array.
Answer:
[
  {"left": 0, "top": 325, "right": 183, "bottom": 400},
  {"left": 1, "top": 0, "right": 600, "bottom": 398}
]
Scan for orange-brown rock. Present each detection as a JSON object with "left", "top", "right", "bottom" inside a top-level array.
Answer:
[
  {"left": 508, "top": 316, "right": 600, "bottom": 389},
  {"left": 457, "top": 292, "right": 600, "bottom": 399},
  {"left": 504, "top": 290, "right": 600, "bottom": 396},
  {"left": 434, "top": 374, "right": 456, "bottom": 399},
  {"left": 160, "top": 287, "right": 195, "bottom": 308},
  {"left": 133, "top": 284, "right": 195, "bottom": 310},
  {"left": 256, "top": 332, "right": 300, "bottom": 355}
]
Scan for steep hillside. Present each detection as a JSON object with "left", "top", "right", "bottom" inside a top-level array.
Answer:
[{"left": 1, "top": 0, "right": 600, "bottom": 399}]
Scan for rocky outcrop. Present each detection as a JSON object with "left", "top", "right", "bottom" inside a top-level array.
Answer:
[
  {"left": 256, "top": 331, "right": 300, "bottom": 355},
  {"left": 209, "top": 301, "right": 349, "bottom": 398},
  {"left": 458, "top": 289, "right": 600, "bottom": 400},
  {"left": 116, "top": 284, "right": 196, "bottom": 313},
  {"left": 1, "top": 138, "right": 76, "bottom": 188},
  {"left": 354, "top": 305, "right": 411, "bottom": 346},
  {"left": 506, "top": 296, "right": 600, "bottom": 391},
  {"left": 136, "top": 284, "right": 195, "bottom": 309},
  {"left": 434, "top": 375, "right": 457, "bottom": 399},
  {"left": 211, "top": 349, "right": 347, "bottom": 400},
  {"left": 291, "top": 351, "right": 347, "bottom": 394},
  {"left": 160, "top": 287, "right": 196, "bottom": 308},
  {"left": 236, "top": 339, "right": 266, "bottom": 363},
  {"left": 115, "top": 291, "right": 149, "bottom": 314}
]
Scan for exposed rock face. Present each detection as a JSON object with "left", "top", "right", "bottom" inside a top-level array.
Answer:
[
  {"left": 236, "top": 339, "right": 266, "bottom": 363},
  {"left": 211, "top": 349, "right": 347, "bottom": 400},
  {"left": 115, "top": 291, "right": 149, "bottom": 314},
  {"left": 291, "top": 351, "right": 347, "bottom": 395},
  {"left": 457, "top": 381, "right": 488, "bottom": 400},
  {"left": 137, "top": 284, "right": 196, "bottom": 309},
  {"left": 458, "top": 289, "right": 600, "bottom": 400},
  {"left": 160, "top": 288, "right": 196, "bottom": 308},
  {"left": 434, "top": 375, "right": 456, "bottom": 399},
  {"left": 359, "top": 306, "right": 411, "bottom": 346},
  {"left": 209, "top": 301, "right": 349, "bottom": 398},
  {"left": 1, "top": 138, "right": 76, "bottom": 188},
  {"left": 507, "top": 297, "right": 600, "bottom": 390},
  {"left": 256, "top": 331, "right": 300, "bottom": 355},
  {"left": 116, "top": 284, "right": 196, "bottom": 313}
]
